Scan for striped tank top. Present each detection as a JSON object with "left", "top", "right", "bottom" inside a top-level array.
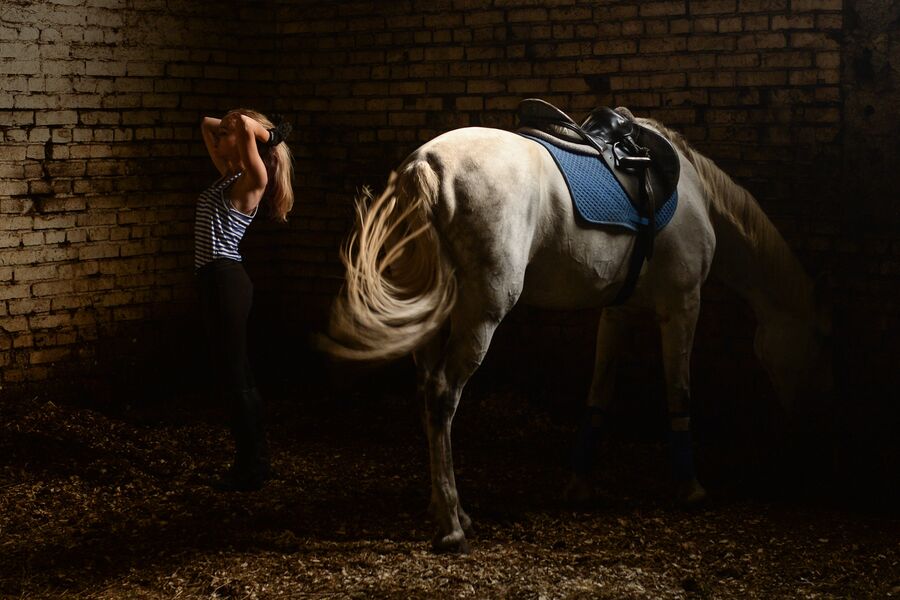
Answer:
[{"left": 194, "top": 171, "right": 257, "bottom": 270}]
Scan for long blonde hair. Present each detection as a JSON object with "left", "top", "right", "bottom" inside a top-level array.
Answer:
[{"left": 226, "top": 108, "right": 295, "bottom": 222}]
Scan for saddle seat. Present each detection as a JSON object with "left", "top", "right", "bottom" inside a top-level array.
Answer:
[{"left": 517, "top": 98, "right": 680, "bottom": 218}]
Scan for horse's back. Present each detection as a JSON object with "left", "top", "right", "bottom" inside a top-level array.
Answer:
[{"left": 397, "top": 125, "right": 716, "bottom": 312}]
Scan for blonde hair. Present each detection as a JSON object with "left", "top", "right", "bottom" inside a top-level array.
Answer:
[{"left": 226, "top": 108, "right": 295, "bottom": 222}]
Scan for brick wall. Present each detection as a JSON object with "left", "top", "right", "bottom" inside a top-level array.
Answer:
[
  {"left": 2, "top": 0, "right": 898, "bottom": 451},
  {"left": 0, "top": 0, "right": 277, "bottom": 391}
]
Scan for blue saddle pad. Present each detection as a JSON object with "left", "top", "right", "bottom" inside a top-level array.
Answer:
[{"left": 521, "top": 134, "right": 677, "bottom": 232}]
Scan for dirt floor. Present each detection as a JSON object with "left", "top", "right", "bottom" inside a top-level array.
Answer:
[{"left": 1, "top": 383, "right": 898, "bottom": 599}]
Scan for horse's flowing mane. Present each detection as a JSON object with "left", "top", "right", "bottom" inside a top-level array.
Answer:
[{"left": 637, "top": 117, "right": 813, "bottom": 314}]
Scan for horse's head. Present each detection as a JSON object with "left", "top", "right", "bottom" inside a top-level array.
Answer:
[{"left": 754, "top": 280, "right": 834, "bottom": 411}]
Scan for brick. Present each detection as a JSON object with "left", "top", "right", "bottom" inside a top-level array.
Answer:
[
  {"left": 508, "top": 8, "right": 548, "bottom": 22},
  {"left": 21, "top": 232, "right": 43, "bottom": 246},
  {"left": 0, "top": 180, "right": 28, "bottom": 195},
  {"left": 78, "top": 244, "right": 119, "bottom": 260},
  {"left": 84, "top": 60, "right": 127, "bottom": 77},
  {"left": 718, "top": 53, "right": 760, "bottom": 68},
  {"left": 639, "top": 1, "right": 686, "bottom": 17},
  {"left": 0, "top": 217, "right": 33, "bottom": 231},
  {"left": 762, "top": 50, "right": 813, "bottom": 68},
  {"left": 32, "top": 215, "right": 79, "bottom": 232},
  {"left": 9, "top": 298, "right": 51, "bottom": 315},
  {"left": 738, "top": 0, "right": 787, "bottom": 11},
  {"left": 2, "top": 318, "right": 29, "bottom": 335},
  {"left": 737, "top": 33, "right": 787, "bottom": 50},
  {"left": 688, "top": 71, "right": 736, "bottom": 87},
  {"left": 423, "top": 47, "right": 464, "bottom": 61},
  {"left": 0, "top": 42, "right": 39, "bottom": 59},
  {"left": 0, "top": 232, "right": 22, "bottom": 248},
  {"left": 791, "top": 31, "right": 840, "bottom": 50},
  {"left": 29, "top": 347, "right": 71, "bottom": 365},
  {"left": 743, "top": 15, "right": 770, "bottom": 31},
  {"left": 771, "top": 14, "right": 815, "bottom": 30},
  {"left": 0, "top": 285, "right": 30, "bottom": 301},
  {"left": 688, "top": 36, "right": 736, "bottom": 52},
  {"left": 46, "top": 161, "right": 86, "bottom": 177},
  {"left": 1, "top": 60, "right": 40, "bottom": 74},
  {"left": 691, "top": 0, "right": 737, "bottom": 14},
  {"left": 455, "top": 97, "right": 484, "bottom": 111},
  {"left": 792, "top": 0, "right": 841, "bottom": 10},
  {"left": 640, "top": 37, "right": 687, "bottom": 53},
  {"left": 12, "top": 334, "right": 33, "bottom": 351},
  {"left": 0, "top": 146, "right": 28, "bottom": 161},
  {"left": 592, "top": 39, "right": 637, "bottom": 57},
  {"left": 816, "top": 14, "right": 842, "bottom": 30}
]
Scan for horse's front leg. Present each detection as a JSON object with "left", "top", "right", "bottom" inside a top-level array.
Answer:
[
  {"left": 659, "top": 295, "right": 708, "bottom": 505},
  {"left": 567, "top": 307, "right": 628, "bottom": 504}
]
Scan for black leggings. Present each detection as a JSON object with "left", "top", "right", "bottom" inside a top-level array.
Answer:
[{"left": 196, "top": 258, "right": 255, "bottom": 393}]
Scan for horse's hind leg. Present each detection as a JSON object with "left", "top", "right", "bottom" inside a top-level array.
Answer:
[
  {"left": 415, "top": 281, "right": 519, "bottom": 553},
  {"left": 658, "top": 293, "right": 708, "bottom": 505},
  {"left": 416, "top": 359, "right": 470, "bottom": 553}
]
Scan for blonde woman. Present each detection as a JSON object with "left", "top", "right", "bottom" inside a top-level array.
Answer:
[{"left": 197, "top": 109, "right": 293, "bottom": 491}]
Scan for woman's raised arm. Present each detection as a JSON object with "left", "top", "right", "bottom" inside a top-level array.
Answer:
[{"left": 200, "top": 116, "right": 228, "bottom": 176}]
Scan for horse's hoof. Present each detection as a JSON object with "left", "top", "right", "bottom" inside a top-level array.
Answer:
[
  {"left": 431, "top": 530, "right": 470, "bottom": 554},
  {"left": 676, "top": 479, "right": 708, "bottom": 507},
  {"left": 564, "top": 474, "right": 594, "bottom": 507},
  {"left": 459, "top": 511, "right": 474, "bottom": 537}
]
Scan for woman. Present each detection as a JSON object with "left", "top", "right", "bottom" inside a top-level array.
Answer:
[{"left": 196, "top": 109, "right": 293, "bottom": 491}]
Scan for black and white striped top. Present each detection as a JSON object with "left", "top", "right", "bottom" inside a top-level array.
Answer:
[{"left": 194, "top": 172, "right": 257, "bottom": 270}]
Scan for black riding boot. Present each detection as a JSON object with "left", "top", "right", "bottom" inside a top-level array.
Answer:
[{"left": 215, "top": 387, "right": 271, "bottom": 491}]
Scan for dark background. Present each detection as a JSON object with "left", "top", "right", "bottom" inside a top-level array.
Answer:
[{"left": 1, "top": 0, "right": 898, "bottom": 501}]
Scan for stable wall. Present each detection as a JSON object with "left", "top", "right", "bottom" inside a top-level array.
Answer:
[
  {"left": 0, "top": 0, "right": 278, "bottom": 390},
  {"left": 2, "top": 0, "right": 898, "bottom": 457}
]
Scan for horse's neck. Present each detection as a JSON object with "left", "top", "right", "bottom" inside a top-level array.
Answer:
[{"left": 710, "top": 211, "right": 814, "bottom": 327}]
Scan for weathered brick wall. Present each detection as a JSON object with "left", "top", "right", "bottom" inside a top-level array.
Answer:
[
  {"left": 0, "top": 0, "right": 276, "bottom": 391},
  {"left": 3, "top": 0, "right": 898, "bottom": 454}
]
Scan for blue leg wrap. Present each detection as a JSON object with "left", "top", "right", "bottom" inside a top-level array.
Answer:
[
  {"left": 668, "top": 428, "right": 695, "bottom": 482},
  {"left": 572, "top": 406, "right": 605, "bottom": 475}
]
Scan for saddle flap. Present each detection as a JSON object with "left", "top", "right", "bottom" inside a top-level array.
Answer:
[{"left": 630, "top": 124, "right": 680, "bottom": 197}]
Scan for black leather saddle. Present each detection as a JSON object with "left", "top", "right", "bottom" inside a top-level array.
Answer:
[
  {"left": 518, "top": 98, "right": 679, "bottom": 218},
  {"left": 517, "top": 98, "right": 682, "bottom": 304}
]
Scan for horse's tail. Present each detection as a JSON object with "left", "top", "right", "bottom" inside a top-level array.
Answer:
[{"left": 321, "top": 160, "right": 458, "bottom": 361}]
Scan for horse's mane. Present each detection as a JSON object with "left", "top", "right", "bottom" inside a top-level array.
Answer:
[{"left": 637, "top": 116, "right": 812, "bottom": 314}]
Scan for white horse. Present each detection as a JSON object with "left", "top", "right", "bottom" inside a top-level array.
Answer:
[{"left": 323, "top": 113, "right": 832, "bottom": 553}]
